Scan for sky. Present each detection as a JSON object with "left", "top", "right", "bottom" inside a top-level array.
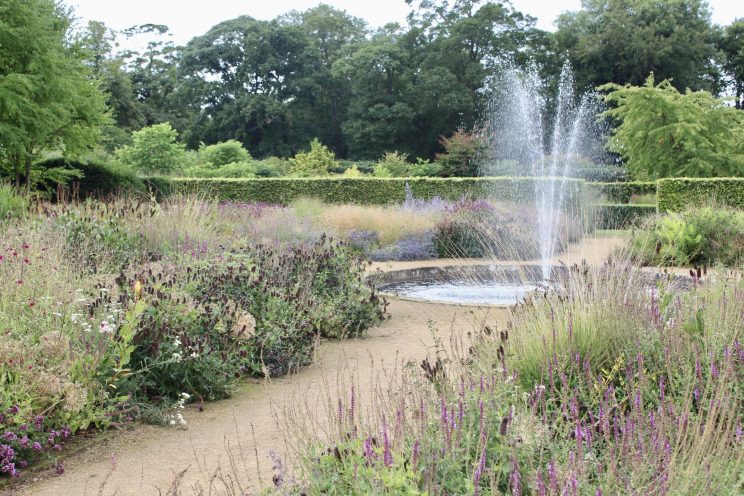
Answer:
[{"left": 69, "top": 0, "right": 742, "bottom": 48}]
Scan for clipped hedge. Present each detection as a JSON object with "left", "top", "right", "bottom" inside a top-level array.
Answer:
[
  {"left": 35, "top": 157, "right": 144, "bottom": 199},
  {"left": 163, "top": 177, "right": 586, "bottom": 206},
  {"left": 596, "top": 204, "right": 656, "bottom": 229},
  {"left": 589, "top": 181, "right": 657, "bottom": 203},
  {"left": 657, "top": 178, "right": 744, "bottom": 212}
]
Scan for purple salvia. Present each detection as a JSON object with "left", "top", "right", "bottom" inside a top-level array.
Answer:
[
  {"left": 411, "top": 439, "right": 420, "bottom": 468},
  {"left": 363, "top": 436, "right": 375, "bottom": 464},
  {"left": 473, "top": 448, "right": 486, "bottom": 496},
  {"left": 536, "top": 472, "right": 547, "bottom": 496},
  {"left": 349, "top": 385, "right": 355, "bottom": 424},
  {"left": 509, "top": 456, "right": 522, "bottom": 496},
  {"left": 548, "top": 459, "right": 558, "bottom": 492},
  {"left": 382, "top": 418, "right": 393, "bottom": 467}
]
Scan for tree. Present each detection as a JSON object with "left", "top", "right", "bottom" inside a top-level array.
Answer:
[
  {"left": 335, "top": 25, "right": 416, "bottom": 159},
  {"left": 0, "top": 0, "right": 110, "bottom": 191},
  {"left": 76, "top": 21, "right": 147, "bottom": 149},
  {"left": 117, "top": 123, "right": 186, "bottom": 174},
  {"left": 178, "top": 16, "right": 306, "bottom": 156},
  {"left": 282, "top": 5, "right": 367, "bottom": 155},
  {"left": 601, "top": 75, "right": 744, "bottom": 179},
  {"left": 719, "top": 19, "right": 744, "bottom": 109},
  {"left": 555, "top": 0, "right": 720, "bottom": 92}
]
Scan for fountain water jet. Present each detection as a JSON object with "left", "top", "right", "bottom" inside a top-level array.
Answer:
[{"left": 481, "top": 64, "right": 601, "bottom": 280}]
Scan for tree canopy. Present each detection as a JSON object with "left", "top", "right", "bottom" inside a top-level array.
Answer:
[
  {"left": 0, "top": 0, "right": 109, "bottom": 190},
  {"left": 602, "top": 76, "right": 744, "bottom": 179}
]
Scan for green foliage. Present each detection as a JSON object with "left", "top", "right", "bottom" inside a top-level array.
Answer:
[
  {"left": 657, "top": 178, "right": 744, "bottom": 211},
  {"left": 556, "top": 0, "right": 719, "bottom": 92},
  {"left": 590, "top": 181, "right": 657, "bottom": 203},
  {"left": 372, "top": 165, "right": 393, "bottom": 178},
  {"left": 160, "top": 177, "right": 585, "bottom": 206},
  {"left": 34, "top": 156, "right": 144, "bottom": 198},
  {"left": 375, "top": 152, "right": 411, "bottom": 177},
  {"left": 0, "top": 0, "right": 110, "bottom": 191},
  {"left": 596, "top": 204, "right": 656, "bottom": 229},
  {"left": 57, "top": 208, "right": 142, "bottom": 273},
  {"left": 602, "top": 76, "right": 744, "bottom": 179},
  {"left": 718, "top": 19, "right": 744, "bottom": 109},
  {"left": 117, "top": 123, "right": 186, "bottom": 174},
  {"left": 289, "top": 139, "right": 339, "bottom": 177},
  {"left": 0, "top": 183, "right": 27, "bottom": 220},
  {"left": 435, "top": 130, "right": 482, "bottom": 177},
  {"left": 199, "top": 140, "right": 252, "bottom": 168},
  {"left": 342, "top": 165, "right": 364, "bottom": 177},
  {"left": 629, "top": 207, "right": 744, "bottom": 266}
]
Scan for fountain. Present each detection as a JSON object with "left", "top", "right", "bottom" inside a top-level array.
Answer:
[
  {"left": 378, "top": 64, "right": 604, "bottom": 305},
  {"left": 481, "top": 64, "right": 601, "bottom": 281}
]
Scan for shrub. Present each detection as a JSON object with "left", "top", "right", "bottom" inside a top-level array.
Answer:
[
  {"left": 289, "top": 139, "right": 338, "bottom": 177},
  {"left": 369, "top": 232, "right": 437, "bottom": 261},
  {"left": 628, "top": 206, "right": 744, "bottom": 266},
  {"left": 657, "top": 177, "right": 744, "bottom": 212},
  {"left": 117, "top": 123, "right": 186, "bottom": 174},
  {"left": 433, "top": 200, "right": 582, "bottom": 259},
  {"left": 375, "top": 152, "right": 410, "bottom": 177},
  {"left": 199, "top": 140, "right": 251, "bottom": 168},
  {"left": 435, "top": 129, "right": 482, "bottom": 177}
]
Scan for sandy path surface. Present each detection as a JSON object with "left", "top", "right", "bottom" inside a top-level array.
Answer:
[{"left": 6, "top": 236, "right": 625, "bottom": 496}]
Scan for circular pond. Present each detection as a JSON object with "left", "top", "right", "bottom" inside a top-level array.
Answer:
[{"left": 374, "top": 265, "right": 557, "bottom": 306}]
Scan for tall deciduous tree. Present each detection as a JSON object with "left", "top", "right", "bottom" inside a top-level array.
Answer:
[
  {"left": 719, "top": 19, "right": 744, "bottom": 109},
  {"left": 0, "top": 0, "right": 110, "bottom": 191},
  {"left": 555, "top": 0, "right": 720, "bottom": 92},
  {"left": 602, "top": 75, "right": 744, "bottom": 179}
]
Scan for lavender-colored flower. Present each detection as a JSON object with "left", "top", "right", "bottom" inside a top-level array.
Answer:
[
  {"left": 509, "top": 456, "right": 522, "bottom": 496},
  {"left": 361, "top": 436, "right": 373, "bottom": 460},
  {"left": 382, "top": 419, "right": 393, "bottom": 468},
  {"left": 411, "top": 439, "right": 420, "bottom": 468}
]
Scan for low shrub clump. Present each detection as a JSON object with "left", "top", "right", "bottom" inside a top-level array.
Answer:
[
  {"left": 434, "top": 199, "right": 583, "bottom": 259},
  {"left": 291, "top": 264, "right": 744, "bottom": 495},
  {"left": 628, "top": 206, "right": 744, "bottom": 267}
]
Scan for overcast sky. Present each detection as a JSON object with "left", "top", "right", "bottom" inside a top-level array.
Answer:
[{"left": 69, "top": 0, "right": 741, "bottom": 47}]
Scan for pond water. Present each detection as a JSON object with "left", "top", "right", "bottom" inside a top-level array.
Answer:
[{"left": 378, "top": 279, "right": 540, "bottom": 305}]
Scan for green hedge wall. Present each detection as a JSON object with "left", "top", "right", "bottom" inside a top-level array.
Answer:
[
  {"left": 657, "top": 178, "right": 744, "bottom": 211},
  {"left": 589, "top": 181, "right": 657, "bottom": 203},
  {"left": 162, "top": 177, "right": 585, "bottom": 205},
  {"left": 596, "top": 204, "right": 656, "bottom": 229}
]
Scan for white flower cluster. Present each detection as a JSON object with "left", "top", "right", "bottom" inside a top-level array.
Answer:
[
  {"left": 171, "top": 336, "right": 183, "bottom": 362},
  {"left": 69, "top": 289, "right": 122, "bottom": 334},
  {"left": 165, "top": 392, "right": 190, "bottom": 428}
]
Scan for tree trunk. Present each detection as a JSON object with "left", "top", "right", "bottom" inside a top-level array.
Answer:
[
  {"left": 24, "top": 155, "right": 32, "bottom": 194},
  {"left": 13, "top": 156, "right": 21, "bottom": 190}
]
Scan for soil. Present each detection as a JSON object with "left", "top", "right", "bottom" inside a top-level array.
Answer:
[{"left": 4, "top": 237, "right": 624, "bottom": 496}]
